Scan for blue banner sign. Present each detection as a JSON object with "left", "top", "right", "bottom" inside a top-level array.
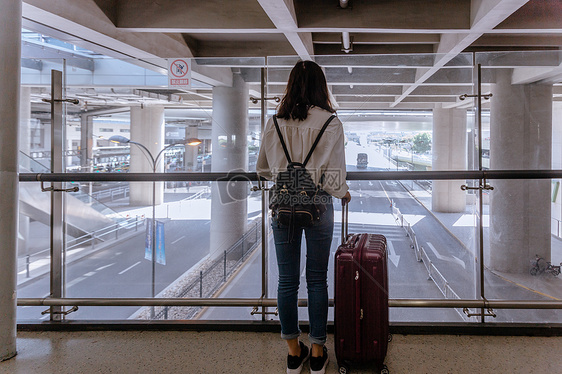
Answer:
[{"left": 145, "top": 218, "right": 166, "bottom": 265}]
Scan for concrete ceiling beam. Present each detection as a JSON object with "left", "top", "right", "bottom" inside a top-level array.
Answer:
[
  {"left": 257, "top": 0, "right": 313, "bottom": 59},
  {"left": 295, "top": 0, "right": 470, "bottom": 30},
  {"left": 511, "top": 66, "right": 562, "bottom": 85},
  {"left": 116, "top": 0, "right": 275, "bottom": 30},
  {"left": 23, "top": 1, "right": 193, "bottom": 60},
  {"left": 21, "top": 40, "right": 95, "bottom": 71},
  {"left": 391, "top": 0, "right": 530, "bottom": 107},
  {"left": 23, "top": 1, "right": 235, "bottom": 88},
  {"left": 473, "top": 34, "right": 562, "bottom": 47},
  {"left": 312, "top": 33, "right": 441, "bottom": 45},
  {"left": 22, "top": 58, "right": 43, "bottom": 71}
]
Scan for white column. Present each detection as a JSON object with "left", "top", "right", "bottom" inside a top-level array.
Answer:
[
  {"left": 210, "top": 74, "right": 249, "bottom": 259},
  {"left": 18, "top": 86, "right": 31, "bottom": 257},
  {"left": 432, "top": 105, "right": 467, "bottom": 213},
  {"left": 552, "top": 102, "right": 562, "bottom": 237},
  {"left": 129, "top": 106, "right": 165, "bottom": 206},
  {"left": 0, "top": 0, "right": 21, "bottom": 361},
  {"left": 489, "top": 69, "right": 552, "bottom": 273},
  {"left": 80, "top": 114, "right": 93, "bottom": 171},
  {"left": 19, "top": 86, "right": 31, "bottom": 167},
  {"left": 184, "top": 125, "right": 199, "bottom": 171}
]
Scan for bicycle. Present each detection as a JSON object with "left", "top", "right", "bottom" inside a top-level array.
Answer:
[{"left": 530, "top": 255, "right": 561, "bottom": 276}]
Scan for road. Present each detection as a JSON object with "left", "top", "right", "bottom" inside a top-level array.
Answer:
[{"left": 17, "top": 218, "right": 213, "bottom": 320}]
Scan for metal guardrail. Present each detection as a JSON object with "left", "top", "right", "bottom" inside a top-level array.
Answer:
[
  {"left": 16, "top": 297, "right": 562, "bottom": 309},
  {"left": 16, "top": 170, "right": 562, "bottom": 316},
  {"left": 18, "top": 169, "right": 562, "bottom": 183},
  {"left": 90, "top": 186, "right": 129, "bottom": 202},
  {"left": 391, "top": 200, "right": 472, "bottom": 321},
  {"left": 21, "top": 216, "right": 145, "bottom": 277},
  {"left": 156, "top": 219, "right": 261, "bottom": 320}
]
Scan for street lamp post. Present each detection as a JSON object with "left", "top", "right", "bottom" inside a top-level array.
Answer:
[{"left": 109, "top": 135, "right": 200, "bottom": 318}]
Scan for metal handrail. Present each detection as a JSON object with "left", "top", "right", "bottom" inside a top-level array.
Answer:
[
  {"left": 18, "top": 169, "right": 562, "bottom": 183},
  {"left": 154, "top": 219, "right": 261, "bottom": 319},
  {"left": 32, "top": 216, "right": 143, "bottom": 254},
  {"left": 391, "top": 200, "right": 470, "bottom": 320},
  {"left": 16, "top": 297, "right": 562, "bottom": 309}
]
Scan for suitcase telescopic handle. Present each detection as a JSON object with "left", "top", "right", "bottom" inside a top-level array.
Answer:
[{"left": 341, "top": 199, "right": 349, "bottom": 245}]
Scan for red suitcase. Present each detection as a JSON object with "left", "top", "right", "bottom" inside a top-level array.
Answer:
[{"left": 334, "top": 203, "right": 390, "bottom": 374}]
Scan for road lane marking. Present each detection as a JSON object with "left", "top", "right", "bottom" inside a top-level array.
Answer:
[
  {"left": 172, "top": 235, "right": 185, "bottom": 245},
  {"left": 426, "top": 242, "right": 466, "bottom": 269},
  {"left": 378, "top": 181, "right": 392, "bottom": 205},
  {"left": 67, "top": 276, "right": 87, "bottom": 288},
  {"left": 96, "top": 263, "right": 115, "bottom": 271},
  {"left": 388, "top": 241, "right": 400, "bottom": 267},
  {"left": 118, "top": 261, "right": 141, "bottom": 275}
]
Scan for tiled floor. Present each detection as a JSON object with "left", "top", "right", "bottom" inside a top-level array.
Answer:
[{"left": 1, "top": 330, "right": 561, "bottom": 373}]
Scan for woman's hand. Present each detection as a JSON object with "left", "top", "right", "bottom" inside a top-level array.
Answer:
[{"left": 342, "top": 191, "right": 351, "bottom": 206}]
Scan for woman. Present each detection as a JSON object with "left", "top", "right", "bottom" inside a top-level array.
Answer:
[{"left": 257, "top": 60, "right": 351, "bottom": 374}]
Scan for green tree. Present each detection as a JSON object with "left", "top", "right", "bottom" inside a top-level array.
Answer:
[{"left": 412, "top": 132, "right": 431, "bottom": 154}]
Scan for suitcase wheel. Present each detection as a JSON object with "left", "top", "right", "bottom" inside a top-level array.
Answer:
[
  {"left": 388, "top": 333, "right": 393, "bottom": 342},
  {"left": 380, "top": 365, "right": 390, "bottom": 374},
  {"left": 338, "top": 362, "right": 350, "bottom": 374}
]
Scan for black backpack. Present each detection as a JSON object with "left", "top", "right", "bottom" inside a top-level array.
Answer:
[{"left": 269, "top": 114, "right": 336, "bottom": 227}]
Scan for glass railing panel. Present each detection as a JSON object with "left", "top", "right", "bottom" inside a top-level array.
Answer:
[
  {"left": 483, "top": 177, "right": 562, "bottom": 323},
  {"left": 54, "top": 181, "right": 212, "bottom": 320},
  {"left": 475, "top": 50, "right": 562, "bottom": 322},
  {"left": 17, "top": 50, "right": 562, "bottom": 324},
  {"left": 349, "top": 178, "right": 478, "bottom": 323},
  {"left": 199, "top": 180, "right": 263, "bottom": 320},
  {"left": 20, "top": 58, "right": 67, "bottom": 172},
  {"left": 16, "top": 178, "right": 52, "bottom": 321},
  {"left": 17, "top": 58, "right": 66, "bottom": 321},
  {"left": 19, "top": 151, "right": 50, "bottom": 173}
]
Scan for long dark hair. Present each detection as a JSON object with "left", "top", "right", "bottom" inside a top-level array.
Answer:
[{"left": 276, "top": 60, "right": 335, "bottom": 121}]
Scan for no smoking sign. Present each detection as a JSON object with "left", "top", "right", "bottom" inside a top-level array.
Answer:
[{"left": 168, "top": 58, "right": 191, "bottom": 90}]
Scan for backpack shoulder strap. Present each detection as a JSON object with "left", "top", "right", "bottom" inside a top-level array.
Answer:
[
  {"left": 303, "top": 114, "right": 336, "bottom": 167},
  {"left": 272, "top": 116, "right": 292, "bottom": 164}
]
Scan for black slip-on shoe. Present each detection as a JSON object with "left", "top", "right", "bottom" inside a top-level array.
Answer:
[
  {"left": 287, "top": 341, "right": 310, "bottom": 374},
  {"left": 310, "top": 346, "right": 329, "bottom": 374}
]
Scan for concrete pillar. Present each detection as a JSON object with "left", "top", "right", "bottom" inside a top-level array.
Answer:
[
  {"left": 0, "top": 0, "right": 21, "bottom": 361},
  {"left": 489, "top": 69, "right": 552, "bottom": 273},
  {"left": 19, "top": 86, "right": 31, "bottom": 167},
  {"left": 80, "top": 113, "right": 93, "bottom": 171},
  {"left": 184, "top": 125, "right": 199, "bottom": 171},
  {"left": 552, "top": 102, "right": 562, "bottom": 236},
  {"left": 210, "top": 74, "right": 248, "bottom": 259},
  {"left": 432, "top": 105, "right": 467, "bottom": 213},
  {"left": 18, "top": 87, "right": 31, "bottom": 257},
  {"left": 129, "top": 106, "right": 165, "bottom": 206}
]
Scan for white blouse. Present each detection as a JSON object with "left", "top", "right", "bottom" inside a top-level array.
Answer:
[{"left": 256, "top": 107, "right": 349, "bottom": 199}]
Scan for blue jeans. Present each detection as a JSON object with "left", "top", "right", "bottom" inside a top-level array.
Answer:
[{"left": 272, "top": 202, "right": 334, "bottom": 346}]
